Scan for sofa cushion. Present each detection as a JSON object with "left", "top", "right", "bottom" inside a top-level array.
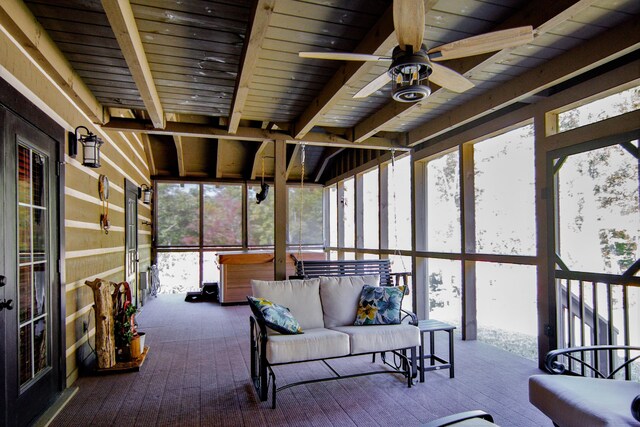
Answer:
[
  {"left": 266, "top": 328, "right": 350, "bottom": 364},
  {"left": 319, "top": 275, "right": 380, "bottom": 328},
  {"left": 331, "top": 324, "right": 419, "bottom": 354},
  {"left": 251, "top": 278, "right": 324, "bottom": 330},
  {"left": 354, "top": 285, "right": 405, "bottom": 325},
  {"left": 529, "top": 374, "right": 640, "bottom": 427},
  {"left": 247, "top": 296, "right": 303, "bottom": 334}
]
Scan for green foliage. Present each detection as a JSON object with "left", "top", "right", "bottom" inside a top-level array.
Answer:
[
  {"left": 599, "top": 228, "right": 638, "bottom": 272},
  {"left": 156, "top": 183, "right": 200, "bottom": 246}
]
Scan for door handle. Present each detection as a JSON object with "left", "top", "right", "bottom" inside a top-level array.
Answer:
[
  {"left": 0, "top": 275, "right": 5, "bottom": 287},
  {"left": 0, "top": 299, "right": 13, "bottom": 311}
]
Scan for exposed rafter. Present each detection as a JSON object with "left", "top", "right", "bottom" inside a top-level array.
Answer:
[
  {"left": 174, "top": 135, "right": 186, "bottom": 177},
  {"left": 0, "top": 0, "right": 106, "bottom": 124},
  {"left": 102, "top": 0, "right": 165, "bottom": 129},
  {"left": 285, "top": 144, "right": 300, "bottom": 180},
  {"left": 102, "top": 118, "right": 409, "bottom": 151},
  {"left": 139, "top": 133, "right": 156, "bottom": 176},
  {"left": 228, "top": 0, "right": 275, "bottom": 134},
  {"left": 292, "top": 3, "right": 399, "bottom": 139},
  {"left": 408, "top": 16, "right": 640, "bottom": 146},
  {"left": 353, "top": 0, "right": 599, "bottom": 142},
  {"left": 250, "top": 141, "right": 270, "bottom": 180},
  {"left": 313, "top": 147, "right": 343, "bottom": 183}
]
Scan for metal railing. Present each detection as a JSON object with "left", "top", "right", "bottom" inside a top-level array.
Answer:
[{"left": 555, "top": 270, "right": 640, "bottom": 380}]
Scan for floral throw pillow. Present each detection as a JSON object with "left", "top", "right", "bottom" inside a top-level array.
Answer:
[
  {"left": 247, "top": 296, "right": 303, "bottom": 334},
  {"left": 353, "top": 285, "right": 405, "bottom": 326}
]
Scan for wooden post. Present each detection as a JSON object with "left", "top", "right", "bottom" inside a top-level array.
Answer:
[
  {"left": 274, "top": 139, "right": 287, "bottom": 280},
  {"left": 85, "top": 278, "right": 117, "bottom": 368}
]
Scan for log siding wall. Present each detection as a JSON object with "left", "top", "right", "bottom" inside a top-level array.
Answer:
[{"left": 1, "top": 29, "right": 152, "bottom": 386}]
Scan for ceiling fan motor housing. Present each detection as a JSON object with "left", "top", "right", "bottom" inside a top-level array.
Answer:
[{"left": 389, "top": 45, "right": 432, "bottom": 102}]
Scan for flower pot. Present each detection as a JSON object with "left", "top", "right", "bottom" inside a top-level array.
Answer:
[
  {"left": 138, "top": 332, "right": 146, "bottom": 352},
  {"left": 130, "top": 335, "right": 142, "bottom": 359}
]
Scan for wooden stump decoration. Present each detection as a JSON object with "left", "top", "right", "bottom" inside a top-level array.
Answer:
[{"left": 85, "top": 278, "right": 117, "bottom": 368}]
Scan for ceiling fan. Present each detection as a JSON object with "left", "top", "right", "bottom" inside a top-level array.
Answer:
[{"left": 299, "top": 0, "right": 533, "bottom": 102}]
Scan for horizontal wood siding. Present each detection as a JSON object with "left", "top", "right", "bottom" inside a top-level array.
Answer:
[{"left": 0, "top": 28, "right": 153, "bottom": 386}]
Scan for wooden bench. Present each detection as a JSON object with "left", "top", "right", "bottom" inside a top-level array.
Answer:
[{"left": 291, "top": 256, "right": 410, "bottom": 288}]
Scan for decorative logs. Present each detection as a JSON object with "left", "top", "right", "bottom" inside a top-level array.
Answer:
[{"left": 85, "top": 278, "right": 117, "bottom": 368}]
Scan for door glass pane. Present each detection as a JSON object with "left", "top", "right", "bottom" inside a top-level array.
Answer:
[
  {"left": 248, "top": 184, "right": 274, "bottom": 246},
  {"left": 33, "top": 208, "right": 46, "bottom": 262},
  {"left": 33, "top": 263, "right": 47, "bottom": 317},
  {"left": 18, "top": 145, "right": 30, "bottom": 204},
  {"left": 19, "top": 206, "right": 31, "bottom": 264},
  {"left": 19, "top": 265, "right": 32, "bottom": 323},
  {"left": 16, "top": 144, "right": 50, "bottom": 388},
  {"left": 557, "top": 142, "right": 639, "bottom": 274},
  {"left": 32, "top": 151, "right": 45, "bottom": 207},
  {"left": 33, "top": 318, "right": 48, "bottom": 375},
  {"left": 474, "top": 125, "right": 535, "bottom": 255},
  {"left": 19, "top": 324, "right": 32, "bottom": 386},
  {"left": 426, "top": 151, "right": 461, "bottom": 252}
]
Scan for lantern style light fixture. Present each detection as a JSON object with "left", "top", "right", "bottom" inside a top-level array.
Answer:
[
  {"left": 139, "top": 184, "right": 153, "bottom": 205},
  {"left": 69, "top": 126, "right": 104, "bottom": 168},
  {"left": 389, "top": 46, "right": 432, "bottom": 103}
]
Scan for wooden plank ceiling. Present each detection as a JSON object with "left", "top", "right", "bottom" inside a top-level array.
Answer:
[{"left": 17, "top": 0, "right": 640, "bottom": 182}]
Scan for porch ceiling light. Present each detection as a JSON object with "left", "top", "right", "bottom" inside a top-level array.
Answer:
[{"left": 70, "top": 126, "right": 104, "bottom": 168}]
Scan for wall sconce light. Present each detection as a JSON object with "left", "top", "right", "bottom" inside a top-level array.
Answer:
[
  {"left": 69, "top": 126, "right": 104, "bottom": 168},
  {"left": 139, "top": 184, "right": 153, "bottom": 204}
]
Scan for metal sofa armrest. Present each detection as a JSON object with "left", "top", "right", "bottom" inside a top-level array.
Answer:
[
  {"left": 544, "top": 345, "right": 640, "bottom": 378},
  {"left": 422, "top": 410, "right": 495, "bottom": 427},
  {"left": 400, "top": 309, "right": 418, "bottom": 326},
  {"left": 632, "top": 395, "right": 640, "bottom": 422}
]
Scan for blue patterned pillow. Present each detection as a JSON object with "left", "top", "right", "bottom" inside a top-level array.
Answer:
[
  {"left": 247, "top": 296, "right": 303, "bottom": 334},
  {"left": 353, "top": 285, "right": 405, "bottom": 325}
]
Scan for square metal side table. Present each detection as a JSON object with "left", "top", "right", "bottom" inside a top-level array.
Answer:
[{"left": 417, "top": 319, "right": 456, "bottom": 382}]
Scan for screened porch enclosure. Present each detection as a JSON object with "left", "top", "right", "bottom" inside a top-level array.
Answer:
[{"left": 151, "top": 81, "right": 639, "bottom": 371}]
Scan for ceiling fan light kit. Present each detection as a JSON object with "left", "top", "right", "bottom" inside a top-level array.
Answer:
[{"left": 389, "top": 46, "right": 432, "bottom": 102}]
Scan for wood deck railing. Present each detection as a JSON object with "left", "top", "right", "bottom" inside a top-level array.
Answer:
[{"left": 555, "top": 270, "right": 640, "bottom": 380}]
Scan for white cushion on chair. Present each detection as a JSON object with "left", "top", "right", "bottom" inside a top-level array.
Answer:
[
  {"left": 251, "top": 278, "right": 324, "bottom": 330},
  {"left": 529, "top": 374, "right": 640, "bottom": 427},
  {"left": 266, "top": 328, "right": 350, "bottom": 364},
  {"left": 331, "top": 324, "right": 419, "bottom": 354},
  {"left": 319, "top": 275, "right": 380, "bottom": 328}
]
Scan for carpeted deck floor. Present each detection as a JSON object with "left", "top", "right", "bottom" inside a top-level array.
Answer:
[{"left": 51, "top": 294, "right": 551, "bottom": 426}]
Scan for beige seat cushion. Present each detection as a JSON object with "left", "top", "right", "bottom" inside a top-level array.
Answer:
[
  {"left": 319, "top": 275, "right": 380, "bottom": 328},
  {"left": 266, "top": 328, "right": 350, "bottom": 364},
  {"left": 251, "top": 278, "right": 324, "bottom": 330},
  {"left": 529, "top": 374, "right": 640, "bottom": 427},
  {"left": 331, "top": 324, "right": 419, "bottom": 354}
]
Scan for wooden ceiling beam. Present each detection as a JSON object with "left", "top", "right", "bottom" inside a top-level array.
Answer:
[
  {"left": 140, "top": 133, "right": 156, "bottom": 176},
  {"left": 250, "top": 141, "right": 270, "bottom": 180},
  {"left": 313, "top": 147, "right": 343, "bottom": 183},
  {"left": 293, "top": 1, "right": 409, "bottom": 139},
  {"left": 102, "top": 118, "right": 410, "bottom": 151},
  {"left": 228, "top": 0, "right": 275, "bottom": 134},
  {"left": 353, "top": 0, "right": 597, "bottom": 142},
  {"left": 0, "top": 0, "right": 106, "bottom": 124},
  {"left": 174, "top": 135, "right": 186, "bottom": 177},
  {"left": 102, "top": 0, "right": 165, "bottom": 129},
  {"left": 408, "top": 17, "right": 640, "bottom": 146},
  {"left": 285, "top": 144, "right": 300, "bottom": 180}
]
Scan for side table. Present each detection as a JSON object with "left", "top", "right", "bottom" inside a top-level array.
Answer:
[{"left": 418, "top": 319, "right": 456, "bottom": 382}]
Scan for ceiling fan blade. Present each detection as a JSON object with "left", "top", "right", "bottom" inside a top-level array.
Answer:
[
  {"left": 428, "top": 26, "right": 534, "bottom": 61},
  {"left": 428, "top": 62, "right": 474, "bottom": 93},
  {"left": 393, "top": 0, "right": 425, "bottom": 51},
  {"left": 354, "top": 72, "right": 392, "bottom": 98},
  {"left": 299, "top": 52, "right": 389, "bottom": 61}
]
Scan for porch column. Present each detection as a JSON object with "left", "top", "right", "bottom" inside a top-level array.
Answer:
[{"left": 274, "top": 139, "right": 287, "bottom": 280}]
